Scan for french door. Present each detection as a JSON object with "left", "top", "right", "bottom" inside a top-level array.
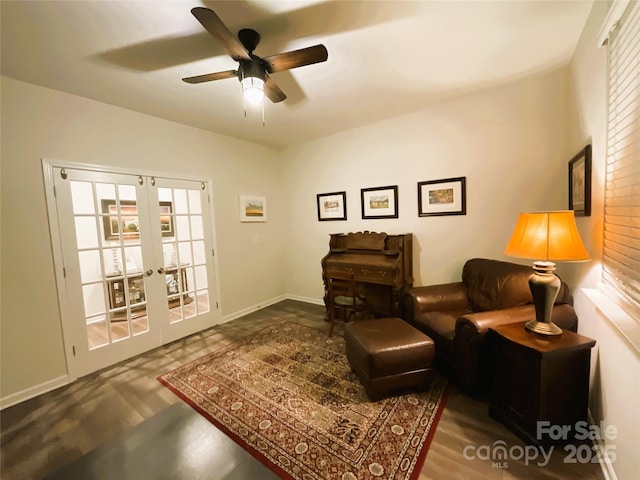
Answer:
[{"left": 46, "top": 163, "right": 220, "bottom": 378}]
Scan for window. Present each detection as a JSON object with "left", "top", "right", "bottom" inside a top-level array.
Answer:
[{"left": 601, "top": 0, "right": 640, "bottom": 321}]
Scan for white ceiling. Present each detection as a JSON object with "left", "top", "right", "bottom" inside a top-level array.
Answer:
[{"left": 1, "top": 0, "right": 593, "bottom": 149}]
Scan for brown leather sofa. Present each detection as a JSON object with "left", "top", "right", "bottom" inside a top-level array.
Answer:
[{"left": 404, "top": 258, "right": 578, "bottom": 394}]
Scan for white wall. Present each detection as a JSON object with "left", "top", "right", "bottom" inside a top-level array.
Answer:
[
  {"left": 566, "top": 2, "right": 640, "bottom": 479},
  {"left": 4, "top": 17, "right": 638, "bottom": 479},
  {"left": 282, "top": 66, "right": 574, "bottom": 300},
  {"left": 0, "top": 76, "right": 285, "bottom": 401}
]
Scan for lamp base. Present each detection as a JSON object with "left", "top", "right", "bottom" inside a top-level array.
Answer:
[
  {"left": 526, "top": 261, "right": 563, "bottom": 336},
  {"left": 525, "top": 319, "right": 563, "bottom": 336}
]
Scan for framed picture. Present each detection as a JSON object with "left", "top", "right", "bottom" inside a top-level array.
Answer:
[
  {"left": 418, "top": 176, "right": 466, "bottom": 217},
  {"left": 317, "top": 191, "right": 347, "bottom": 221},
  {"left": 101, "top": 200, "right": 173, "bottom": 241},
  {"left": 361, "top": 185, "right": 398, "bottom": 219},
  {"left": 569, "top": 144, "right": 592, "bottom": 216},
  {"left": 239, "top": 194, "right": 267, "bottom": 222}
]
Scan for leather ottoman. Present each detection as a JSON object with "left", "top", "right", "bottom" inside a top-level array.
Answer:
[{"left": 344, "top": 317, "right": 435, "bottom": 400}]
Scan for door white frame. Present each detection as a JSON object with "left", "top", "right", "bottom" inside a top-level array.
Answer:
[{"left": 42, "top": 158, "right": 223, "bottom": 382}]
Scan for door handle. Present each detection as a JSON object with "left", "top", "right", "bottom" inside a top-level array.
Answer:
[
  {"left": 144, "top": 269, "right": 154, "bottom": 276},
  {"left": 157, "top": 267, "right": 165, "bottom": 274}
]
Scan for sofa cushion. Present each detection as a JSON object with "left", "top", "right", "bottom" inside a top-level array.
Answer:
[
  {"left": 412, "top": 310, "right": 468, "bottom": 340},
  {"left": 462, "top": 258, "right": 533, "bottom": 312},
  {"left": 412, "top": 309, "right": 470, "bottom": 365}
]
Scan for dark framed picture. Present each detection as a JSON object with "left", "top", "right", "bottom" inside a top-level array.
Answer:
[
  {"left": 101, "top": 200, "right": 173, "bottom": 240},
  {"left": 317, "top": 191, "right": 347, "bottom": 221},
  {"left": 569, "top": 144, "right": 592, "bottom": 216},
  {"left": 418, "top": 176, "right": 466, "bottom": 217},
  {"left": 361, "top": 185, "right": 398, "bottom": 219}
]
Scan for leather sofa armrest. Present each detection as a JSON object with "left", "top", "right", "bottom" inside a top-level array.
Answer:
[
  {"left": 457, "top": 305, "right": 536, "bottom": 336},
  {"left": 406, "top": 282, "right": 468, "bottom": 320},
  {"left": 456, "top": 303, "right": 578, "bottom": 337},
  {"left": 453, "top": 304, "right": 578, "bottom": 394}
]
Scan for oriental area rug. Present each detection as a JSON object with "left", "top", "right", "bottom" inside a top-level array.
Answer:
[{"left": 158, "top": 321, "right": 448, "bottom": 480}]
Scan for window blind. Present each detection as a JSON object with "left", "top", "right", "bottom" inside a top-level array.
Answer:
[{"left": 602, "top": 0, "right": 640, "bottom": 321}]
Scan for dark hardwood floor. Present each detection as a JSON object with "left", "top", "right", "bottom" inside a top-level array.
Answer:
[{"left": 0, "top": 300, "right": 605, "bottom": 480}]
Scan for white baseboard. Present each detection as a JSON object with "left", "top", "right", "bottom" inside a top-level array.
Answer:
[
  {"left": 220, "top": 294, "right": 324, "bottom": 324},
  {"left": 221, "top": 294, "right": 288, "bottom": 323},
  {"left": 286, "top": 294, "right": 324, "bottom": 306},
  {"left": 0, "top": 374, "right": 69, "bottom": 411},
  {"left": 588, "top": 410, "right": 618, "bottom": 480}
]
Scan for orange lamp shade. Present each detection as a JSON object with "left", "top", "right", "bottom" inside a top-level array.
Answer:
[{"left": 504, "top": 211, "right": 590, "bottom": 262}]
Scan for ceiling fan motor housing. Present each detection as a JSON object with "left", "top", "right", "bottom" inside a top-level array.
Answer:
[{"left": 239, "top": 58, "right": 266, "bottom": 82}]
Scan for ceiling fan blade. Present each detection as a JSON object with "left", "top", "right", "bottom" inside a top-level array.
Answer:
[
  {"left": 191, "top": 7, "right": 250, "bottom": 61},
  {"left": 182, "top": 70, "right": 238, "bottom": 84},
  {"left": 264, "top": 74, "right": 287, "bottom": 103},
  {"left": 263, "top": 45, "right": 328, "bottom": 73}
]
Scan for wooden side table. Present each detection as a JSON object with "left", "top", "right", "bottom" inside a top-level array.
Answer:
[{"left": 488, "top": 322, "right": 596, "bottom": 445}]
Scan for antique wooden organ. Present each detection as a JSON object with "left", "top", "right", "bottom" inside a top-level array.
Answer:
[{"left": 321, "top": 231, "right": 413, "bottom": 317}]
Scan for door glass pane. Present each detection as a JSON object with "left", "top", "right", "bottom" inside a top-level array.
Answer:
[
  {"left": 132, "top": 313, "right": 149, "bottom": 336},
  {"left": 118, "top": 201, "right": 140, "bottom": 243},
  {"left": 108, "top": 278, "right": 126, "bottom": 309},
  {"left": 158, "top": 187, "right": 172, "bottom": 202},
  {"left": 96, "top": 183, "right": 116, "bottom": 202},
  {"left": 184, "top": 267, "right": 196, "bottom": 319},
  {"left": 160, "top": 202, "right": 173, "bottom": 236},
  {"left": 86, "top": 315, "right": 108, "bottom": 350},
  {"left": 174, "top": 189, "right": 188, "bottom": 214},
  {"left": 192, "top": 240, "right": 206, "bottom": 264},
  {"left": 104, "top": 248, "right": 123, "bottom": 276},
  {"left": 110, "top": 319, "right": 130, "bottom": 342},
  {"left": 194, "top": 265, "right": 208, "bottom": 290},
  {"left": 118, "top": 184, "right": 136, "bottom": 201},
  {"left": 166, "top": 266, "right": 190, "bottom": 324},
  {"left": 178, "top": 242, "right": 193, "bottom": 265},
  {"left": 78, "top": 250, "right": 102, "bottom": 283},
  {"left": 163, "top": 243, "right": 177, "bottom": 268},
  {"left": 124, "top": 246, "right": 143, "bottom": 275},
  {"left": 128, "top": 277, "right": 146, "bottom": 306},
  {"left": 196, "top": 291, "right": 210, "bottom": 314},
  {"left": 176, "top": 216, "right": 191, "bottom": 240},
  {"left": 188, "top": 190, "right": 202, "bottom": 214},
  {"left": 191, "top": 216, "right": 204, "bottom": 239},
  {"left": 184, "top": 267, "right": 194, "bottom": 295},
  {"left": 168, "top": 306, "right": 183, "bottom": 323},
  {"left": 75, "top": 217, "right": 99, "bottom": 249},
  {"left": 70, "top": 181, "right": 95, "bottom": 214},
  {"left": 83, "top": 283, "right": 106, "bottom": 317}
]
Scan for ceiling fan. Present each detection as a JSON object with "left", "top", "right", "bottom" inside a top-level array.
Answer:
[{"left": 182, "top": 7, "right": 328, "bottom": 105}]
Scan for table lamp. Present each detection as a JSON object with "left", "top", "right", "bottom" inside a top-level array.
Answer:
[{"left": 504, "top": 211, "right": 590, "bottom": 335}]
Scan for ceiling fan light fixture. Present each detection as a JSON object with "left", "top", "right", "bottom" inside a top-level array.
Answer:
[{"left": 241, "top": 76, "right": 265, "bottom": 105}]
